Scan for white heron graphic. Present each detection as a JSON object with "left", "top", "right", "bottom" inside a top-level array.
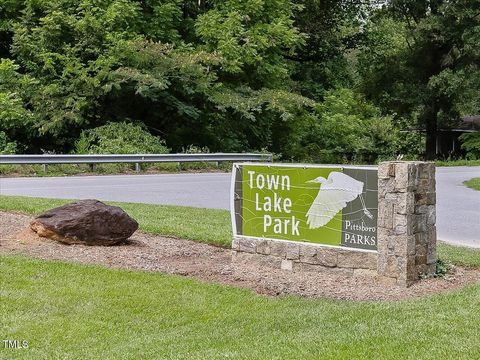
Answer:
[{"left": 306, "top": 172, "right": 373, "bottom": 229}]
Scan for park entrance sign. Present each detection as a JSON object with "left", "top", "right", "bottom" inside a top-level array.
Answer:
[
  {"left": 232, "top": 161, "right": 438, "bottom": 287},
  {"left": 231, "top": 163, "right": 378, "bottom": 251}
]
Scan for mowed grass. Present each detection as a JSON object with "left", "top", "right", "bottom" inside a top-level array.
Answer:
[
  {"left": 0, "top": 195, "right": 231, "bottom": 247},
  {"left": 435, "top": 159, "right": 480, "bottom": 167},
  {"left": 437, "top": 242, "right": 480, "bottom": 268},
  {"left": 464, "top": 177, "right": 480, "bottom": 191},
  {"left": 1, "top": 255, "right": 480, "bottom": 359}
]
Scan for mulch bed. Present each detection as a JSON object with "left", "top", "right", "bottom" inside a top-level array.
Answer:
[{"left": 1, "top": 210, "right": 479, "bottom": 301}]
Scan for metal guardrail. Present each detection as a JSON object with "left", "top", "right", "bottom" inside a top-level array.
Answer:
[{"left": 0, "top": 153, "right": 273, "bottom": 172}]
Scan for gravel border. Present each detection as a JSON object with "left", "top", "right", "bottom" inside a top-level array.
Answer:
[{"left": 1, "top": 211, "right": 479, "bottom": 301}]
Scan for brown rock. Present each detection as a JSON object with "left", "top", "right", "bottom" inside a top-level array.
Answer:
[{"left": 30, "top": 200, "right": 138, "bottom": 245}]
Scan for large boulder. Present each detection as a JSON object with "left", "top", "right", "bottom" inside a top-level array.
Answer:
[{"left": 30, "top": 200, "right": 138, "bottom": 245}]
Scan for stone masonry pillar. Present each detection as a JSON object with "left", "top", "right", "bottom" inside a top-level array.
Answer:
[{"left": 377, "top": 161, "right": 437, "bottom": 286}]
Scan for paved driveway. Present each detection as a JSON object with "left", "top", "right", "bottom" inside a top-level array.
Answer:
[{"left": 436, "top": 167, "right": 480, "bottom": 247}]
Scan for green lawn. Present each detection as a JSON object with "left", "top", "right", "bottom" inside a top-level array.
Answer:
[
  {"left": 464, "top": 177, "right": 480, "bottom": 191},
  {"left": 437, "top": 242, "right": 480, "bottom": 268},
  {"left": 1, "top": 255, "right": 480, "bottom": 359},
  {"left": 435, "top": 159, "right": 480, "bottom": 167}
]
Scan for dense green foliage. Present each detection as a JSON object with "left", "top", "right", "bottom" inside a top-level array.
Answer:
[
  {"left": 75, "top": 122, "right": 169, "bottom": 154},
  {"left": 284, "top": 88, "right": 398, "bottom": 163},
  {"left": 0, "top": 0, "right": 479, "bottom": 161},
  {"left": 0, "top": 130, "right": 16, "bottom": 153},
  {"left": 460, "top": 132, "right": 480, "bottom": 160},
  {"left": 358, "top": 0, "right": 480, "bottom": 159}
]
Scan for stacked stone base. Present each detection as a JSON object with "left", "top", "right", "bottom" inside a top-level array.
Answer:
[
  {"left": 377, "top": 161, "right": 437, "bottom": 286},
  {"left": 232, "top": 236, "right": 384, "bottom": 280}
]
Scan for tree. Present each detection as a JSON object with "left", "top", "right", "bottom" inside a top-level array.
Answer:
[
  {"left": 195, "top": 0, "right": 304, "bottom": 88},
  {"left": 0, "top": 59, "right": 36, "bottom": 152},
  {"left": 289, "top": 0, "right": 366, "bottom": 100},
  {"left": 358, "top": 0, "right": 480, "bottom": 159},
  {"left": 2, "top": 0, "right": 189, "bottom": 151},
  {"left": 1, "top": 0, "right": 312, "bottom": 155}
]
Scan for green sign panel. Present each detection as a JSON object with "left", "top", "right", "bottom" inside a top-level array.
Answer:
[{"left": 231, "top": 164, "right": 378, "bottom": 250}]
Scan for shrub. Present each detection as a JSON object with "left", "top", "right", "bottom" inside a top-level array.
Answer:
[
  {"left": 74, "top": 122, "right": 169, "bottom": 155},
  {"left": 282, "top": 88, "right": 398, "bottom": 163},
  {"left": 460, "top": 132, "right": 480, "bottom": 160},
  {"left": 0, "top": 131, "right": 16, "bottom": 154}
]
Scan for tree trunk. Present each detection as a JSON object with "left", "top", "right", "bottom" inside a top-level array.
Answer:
[{"left": 424, "top": 102, "right": 438, "bottom": 160}]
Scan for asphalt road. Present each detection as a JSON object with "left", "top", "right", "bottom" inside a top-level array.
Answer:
[
  {"left": 0, "top": 173, "right": 231, "bottom": 210},
  {"left": 436, "top": 167, "right": 480, "bottom": 247},
  {"left": 1, "top": 167, "right": 479, "bottom": 247}
]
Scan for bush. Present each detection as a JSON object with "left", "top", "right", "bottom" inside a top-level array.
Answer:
[
  {"left": 282, "top": 88, "right": 398, "bottom": 163},
  {"left": 460, "top": 132, "right": 480, "bottom": 160},
  {"left": 75, "top": 122, "right": 169, "bottom": 155},
  {"left": 0, "top": 131, "right": 17, "bottom": 154},
  {"left": 180, "top": 145, "right": 213, "bottom": 170}
]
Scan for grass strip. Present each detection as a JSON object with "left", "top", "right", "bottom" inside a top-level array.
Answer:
[{"left": 464, "top": 177, "right": 480, "bottom": 191}]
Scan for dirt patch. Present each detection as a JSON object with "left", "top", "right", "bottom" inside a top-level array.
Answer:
[{"left": 1, "top": 211, "right": 479, "bottom": 301}]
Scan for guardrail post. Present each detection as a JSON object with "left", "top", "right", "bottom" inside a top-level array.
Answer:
[
  {"left": 177, "top": 162, "right": 182, "bottom": 171},
  {"left": 42, "top": 164, "right": 48, "bottom": 173},
  {"left": 135, "top": 163, "right": 140, "bottom": 173},
  {"left": 89, "top": 164, "right": 96, "bottom": 172},
  {"left": 215, "top": 161, "right": 220, "bottom": 168}
]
